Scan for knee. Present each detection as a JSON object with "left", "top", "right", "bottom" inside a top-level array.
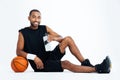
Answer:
[
  {"left": 61, "top": 60, "right": 71, "bottom": 69},
  {"left": 63, "top": 36, "right": 73, "bottom": 42},
  {"left": 62, "top": 60, "right": 70, "bottom": 65}
]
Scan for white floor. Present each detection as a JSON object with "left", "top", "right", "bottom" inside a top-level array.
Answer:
[
  {"left": 1, "top": 69, "right": 117, "bottom": 80},
  {"left": 0, "top": 61, "right": 119, "bottom": 80}
]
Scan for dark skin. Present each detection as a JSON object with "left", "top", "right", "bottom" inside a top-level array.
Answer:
[
  {"left": 16, "top": 11, "right": 96, "bottom": 72},
  {"left": 16, "top": 11, "right": 63, "bottom": 69}
]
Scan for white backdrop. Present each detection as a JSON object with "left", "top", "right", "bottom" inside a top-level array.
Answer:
[{"left": 0, "top": 0, "right": 120, "bottom": 80}]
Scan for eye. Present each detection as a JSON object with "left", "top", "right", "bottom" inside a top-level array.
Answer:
[
  {"left": 38, "top": 16, "right": 41, "bottom": 19},
  {"left": 32, "top": 15, "right": 36, "bottom": 18}
]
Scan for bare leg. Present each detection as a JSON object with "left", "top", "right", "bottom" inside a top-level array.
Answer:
[
  {"left": 61, "top": 60, "right": 96, "bottom": 73},
  {"left": 59, "top": 36, "right": 85, "bottom": 62}
]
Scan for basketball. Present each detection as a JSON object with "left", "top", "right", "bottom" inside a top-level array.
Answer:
[{"left": 11, "top": 56, "right": 28, "bottom": 72}]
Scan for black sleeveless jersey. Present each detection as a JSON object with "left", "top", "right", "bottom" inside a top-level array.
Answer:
[{"left": 19, "top": 25, "right": 47, "bottom": 59}]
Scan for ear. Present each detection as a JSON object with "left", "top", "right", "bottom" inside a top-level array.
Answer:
[{"left": 28, "top": 16, "right": 30, "bottom": 21}]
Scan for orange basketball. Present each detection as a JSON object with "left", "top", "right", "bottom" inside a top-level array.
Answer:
[{"left": 11, "top": 56, "right": 28, "bottom": 72}]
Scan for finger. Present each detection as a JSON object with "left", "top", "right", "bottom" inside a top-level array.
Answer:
[
  {"left": 37, "top": 64, "right": 43, "bottom": 69},
  {"left": 40, "top": 66, "right": 44, "bottom": 69},
  {"left": 36, "top": 63, "right": 40, "bottom": 69},
  {"left": 36, "top": 65, "right": 39, "bottom": 69}
]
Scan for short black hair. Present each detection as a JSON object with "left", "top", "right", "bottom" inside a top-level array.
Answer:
[{"left": 29, "top": 9, "right": 40, "bottom": 16}]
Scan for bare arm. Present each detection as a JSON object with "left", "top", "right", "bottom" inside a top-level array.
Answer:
[
  {"left": 16, "top": 32, "right": 44, "bottom": 69},
  {"left": 16, "top": 32, "right": 27, "bottom": 58},
  {"left": 46, "top": 26, "right": 63, "bottom": 42}
]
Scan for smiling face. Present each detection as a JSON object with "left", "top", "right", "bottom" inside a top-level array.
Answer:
[{"left": 28, "top": 10, "right": 41, "bottom": 29}]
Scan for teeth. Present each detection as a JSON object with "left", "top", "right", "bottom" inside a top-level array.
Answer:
[{"left": 34, "top": 22, "right": 38, "bottom": 25}]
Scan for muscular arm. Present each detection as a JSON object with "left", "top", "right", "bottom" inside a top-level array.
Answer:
[
  {"left": 16, "top": 32, "right": 27, "bottom": 58},
  {"left": 46, "top": 26, "right": 63, "bottom": 42},
  {"left": 16, "top": 32, "right": 44, "bottom": 69}
]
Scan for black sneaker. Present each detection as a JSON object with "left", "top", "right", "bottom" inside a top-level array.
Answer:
[
  {"left": 81, "top": 59, "right": 94, "bottom": 67},
  {"left": 95, "top": 56, "right": 111, "bottom": 73}
]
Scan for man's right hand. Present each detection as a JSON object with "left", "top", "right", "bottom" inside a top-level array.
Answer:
[{"left": 34, "top": 56, "right": 44, "bottom": 69}]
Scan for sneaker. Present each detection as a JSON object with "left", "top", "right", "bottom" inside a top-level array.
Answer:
[
  {"left": 95, "top": 56, "right": 111, "bottom": 73},
  {"left": 81, "top": 59, "right": 94, "bottom": 67}
]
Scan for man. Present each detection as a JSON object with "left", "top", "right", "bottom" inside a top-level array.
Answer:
[{"left": 16, "top": 9, "right": 111, "bottom": 73}]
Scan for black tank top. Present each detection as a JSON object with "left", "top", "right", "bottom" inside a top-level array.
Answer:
[{"left": 19, "top": 25, "right": 47, "bottom": 59}]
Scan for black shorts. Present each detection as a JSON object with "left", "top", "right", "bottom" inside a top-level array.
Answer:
[{"left": 29, "top": 45, "right": 65, "bottom": 72}]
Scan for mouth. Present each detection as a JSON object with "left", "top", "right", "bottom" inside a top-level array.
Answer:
[
  {"left": 33, "top": 22, "right": 39, "bottom": 25},
  {"left": 31, "top": 21, "right": 40, "bottom": 27}
]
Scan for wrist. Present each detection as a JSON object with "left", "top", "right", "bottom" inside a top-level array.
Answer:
[{"left": 27, "top": 53, "right": 36, "bottom": 60}]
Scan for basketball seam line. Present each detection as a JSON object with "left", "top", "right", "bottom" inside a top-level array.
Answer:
[
  {"left": 13, "top": 59, "right": 20, "bottom": 71},
  {"left": 15, "top": 61, "right": 28, "bottom": 68},
  {"left": 13, "top": 59, "right": 28, "bottom": 72}
]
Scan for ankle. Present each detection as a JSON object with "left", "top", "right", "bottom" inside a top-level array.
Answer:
[{"left": 81, "top": 59, "right": 94, "bottom": 67}]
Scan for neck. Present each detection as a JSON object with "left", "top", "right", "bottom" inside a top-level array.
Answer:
[{"left": 30, "top": 26, "right": 38, "bottom": 30}]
